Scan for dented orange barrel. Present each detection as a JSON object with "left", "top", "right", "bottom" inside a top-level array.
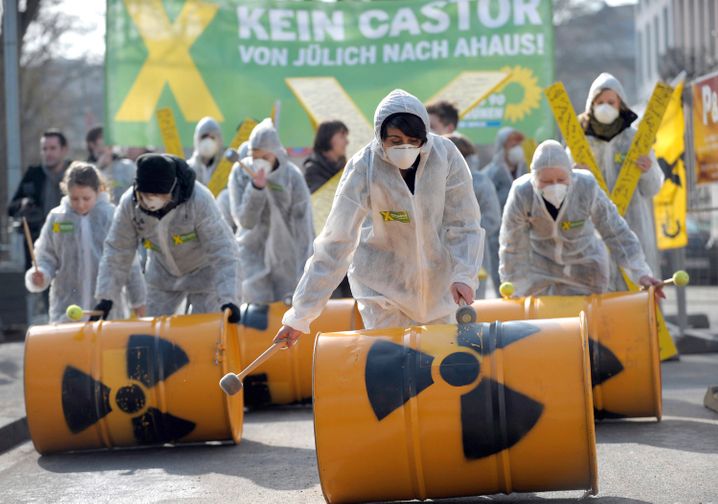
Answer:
[
  {"left": 313, "top": 316, "right": 598, "bottom": 503},
  {"left": 238, "top": 299, "right": 363, "bottom": 407},
  {"left": 24, "top": 312, "right": 243, "bottom": 454},
  {"left": 472, "top": 288, "right": 661, "bottom": 420}
]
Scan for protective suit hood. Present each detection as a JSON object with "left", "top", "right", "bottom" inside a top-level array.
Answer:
[
  {"left": 530, "top": 140, "right": 573, "bottom": 179},
  {"left": 193, "top": 116, "right": 224, "bottom": 153},
  {"left": 585, "top": 73, "right": 629, "bottom": 113},
  {"left": 372, "top": 89, "right": 433, "bottom": 161},
  {"left": 249, "top": 118, "right": 288, "bottom": 165}
]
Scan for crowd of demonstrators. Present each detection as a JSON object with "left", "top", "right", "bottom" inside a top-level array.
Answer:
[{"left": 10, "top": 73, "right": 664, "bottom": 331}]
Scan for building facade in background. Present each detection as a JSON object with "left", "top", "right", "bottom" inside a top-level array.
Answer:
[{"left": 636, "top": 0, "right": 718, "bottom": 101}]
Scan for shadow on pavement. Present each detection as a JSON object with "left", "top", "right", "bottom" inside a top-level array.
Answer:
[
  {"left": 596, "top": 415, "right": 718, "bottom": 454},
  {"left": 36, "top": 439, "right": 317, "bottom": 491},
  {"left": 243, "top": 404, "right": 314, "bottom": 423},
  {"left": 388, "top": 495, "right": 651, "bottom": 503}
]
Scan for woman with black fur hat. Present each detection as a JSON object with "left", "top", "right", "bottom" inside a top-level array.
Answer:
[{"left": 93, "top": 153, "right": 242, "bottom": 321}]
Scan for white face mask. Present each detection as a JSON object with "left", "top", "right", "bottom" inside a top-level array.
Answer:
[
  {"left": 541, "top": 183, "right": 569, "bottom": 208},
  {"left": 141, "top": 195, "right": 169, "bottom": 212},
  {"left": 252, "top": 158, "right": 273, "bottom": 173},
  {"left": 593, "top": 103, "right": 620, "bottom": 125},
  {"left": 387, "top": 144, "right": 421, "bottom": 170},
  {"left": 507, "top": 145, "right": 525, "bottom": 166},
  {"left": 198, "top": 137, "right": 218, "bottom": 158}
]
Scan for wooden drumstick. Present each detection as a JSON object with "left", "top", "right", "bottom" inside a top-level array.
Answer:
[{"left": 22, "top": 217, "right": 39, "bottom": 271}]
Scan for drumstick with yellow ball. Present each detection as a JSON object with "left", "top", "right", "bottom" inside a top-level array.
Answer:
[
  {"left": 66, "top": 304, "right": 103, "bottom": 321},
  {"left": 643, "top": 270, "right": 690, "bottom": 289},
  {"left": 497, "top": 271, "right": 688, "bottom": 301}
]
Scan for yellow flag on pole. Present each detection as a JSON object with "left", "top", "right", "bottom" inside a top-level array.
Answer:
[{"left": 653, "top": 82, "right": 688, "bottom": 249}]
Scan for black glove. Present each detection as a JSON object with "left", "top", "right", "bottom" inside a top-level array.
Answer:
[
  {"left": 90, "top": 299, "right": 113, "bottom": 321},
  {"left": 221, "top": 303, "right": 241, "bottom": 324}
]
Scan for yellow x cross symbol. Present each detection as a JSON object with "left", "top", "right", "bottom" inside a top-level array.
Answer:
[
  {"left": 172, "top": 234, "right": 183, "bottom": 246},
  {"left": 115, "top": 0, "right": 223, "bottom": 122}
]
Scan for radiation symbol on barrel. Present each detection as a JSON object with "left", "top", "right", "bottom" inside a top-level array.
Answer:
[
  {"left": 588, "top": 339, "right": 626, "bottom": 419},
  {"left": 364, "top": 321, "right": 545, "bottom": 459},
  {"left": 61, "top": 335, "right": 196, "bottom": 444}
]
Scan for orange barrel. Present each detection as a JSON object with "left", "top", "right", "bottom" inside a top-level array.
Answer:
[
  {"left": 472, "top": 288, "right": 661, "bottom": 420},
  {"left": 24, "top": 312, "right": 243, "bottom": 454},
  {"left": 313, "top": 316, "right": 598, "bottom": 503},
  {"left": 238, "top": 299, "right": 363, "bottom": 407}
]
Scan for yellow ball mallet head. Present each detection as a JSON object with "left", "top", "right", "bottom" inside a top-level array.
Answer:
[
  {"left": 66, "top": 304, "right": 84, "bottom": 321},
  {"left": 499, "top": 282, "right": 515, "bottom": 299},
  {"left": 672, "top": 270, "right": 690, "bottom": 288}
]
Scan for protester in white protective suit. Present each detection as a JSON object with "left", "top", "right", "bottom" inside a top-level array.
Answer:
[
  {"left": 26, "top": 162, "right": 146, "bottom": 322},
  {"left": 94, "top": 154, "right": 241, "bottom": 320},
  {"left": 229, "top": 119, "right": 314, "bottom": 304},
  {"left": 447, "top": 134, "right": 501, "bottom": 300},
  {"left": 187, "top": 117, "right": 224, "bottom": 186},
  {"left": 577, "top": 72, "right": 664, "bottom": 289},
  {"left": 274, "top": 89, "right": 485, "bottom": 347},
  {"left": 499, "top": 140, "right": 665, "bottom": 298},
  {"left": 483, "top": 126, "right": 528, "bottom": 296}
]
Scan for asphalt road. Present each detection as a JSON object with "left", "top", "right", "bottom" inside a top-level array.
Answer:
[{"left": 1, "top": 353, "right": 716, "bottom": 504}]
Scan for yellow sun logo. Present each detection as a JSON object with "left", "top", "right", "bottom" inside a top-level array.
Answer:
[{"left": 496, "top": 66, "right": 542, "bottom": 123}]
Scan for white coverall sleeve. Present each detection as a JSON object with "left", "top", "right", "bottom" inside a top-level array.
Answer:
[
  {"left": 95, "top": 199, "right": 140, "bottom": 304},
  {"left": 282, "top": 162, "right": 369, "bottom": 333},
  {"left": 228, "top": 165, "right": 267, "bottom": 230},
  {"left": 24, "top": 216, "right": 56, "bottom": 293},
  {"left": 444, "top": 155, "right": 485, "bottom": 290},
  {"left": 591, "top": 184, "right": 653, "bottom": 282},
  {"left": 498, "top": 185, "right": 532, "bottom": 294},
  {"left": 195, "top": 191, "right": 241, "bottom": 307},
  {"left": 637, "top": 150, "right": 664, "bottom": 198},
  {"left": 125, "top": 258, "right": 147, "bottom": 308}
]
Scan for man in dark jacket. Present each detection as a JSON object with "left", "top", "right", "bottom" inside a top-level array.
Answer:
[{"left": 8, "top": 129, "right": 70, "bottom": 269}]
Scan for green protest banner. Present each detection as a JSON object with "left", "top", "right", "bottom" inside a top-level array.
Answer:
[{"left": 107, "top": 0, "right": 554, "bottom": 148}]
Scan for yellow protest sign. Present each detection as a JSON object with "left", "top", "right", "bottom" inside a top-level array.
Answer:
[
  {"left": 155, "top": 108, "right": 184, "bottom": 157},
  {"left": 115, "top": 0, "right": 222, "bottom": 122},
  {"left": 544, "top": 82, "right": 609, "bottom": 193},
  {"left": 610, "top": 82, "right": 673, "bottom": 216},
  {"left": 207, "top": 119, "right": 258, "bottom": 197},
  {"left": 653, "top": 81, "right": 688, "bottom": 249}
]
